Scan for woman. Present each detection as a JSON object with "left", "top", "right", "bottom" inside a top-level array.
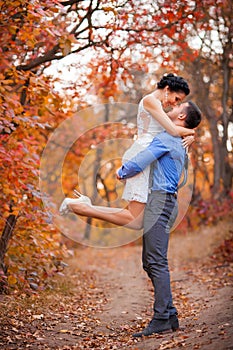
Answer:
[{"left": 59, "top": 73, "right": 194, "bottom": 229}]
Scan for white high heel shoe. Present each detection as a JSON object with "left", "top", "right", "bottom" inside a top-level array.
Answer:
[
  {"left": 59, "top": 191, "right": 92, "bottom": 215},
  {"left": 73, "top": 190, "right": 92, "bottom": 204}
]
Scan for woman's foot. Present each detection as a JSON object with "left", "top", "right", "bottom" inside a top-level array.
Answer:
[
  {"left": 59, "top": 194, "right": 92, "bottom": 215},
  {"left": 73, "top": 190, "right": 91, "bottom": 201},
  {"left": 73, "top": 190, "right": 92, "bottom": 206}
]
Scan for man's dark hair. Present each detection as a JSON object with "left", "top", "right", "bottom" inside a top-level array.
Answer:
[{"left": 183, "top": 101, "right": 202, "bottom": 129}]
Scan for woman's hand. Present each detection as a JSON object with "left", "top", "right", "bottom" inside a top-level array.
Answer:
[{"left": 182, "top": 135, "right": 195, "bottom": 149}]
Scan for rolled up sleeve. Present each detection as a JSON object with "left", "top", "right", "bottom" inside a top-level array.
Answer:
[{"left": 118, "top": 137, "right": 168, "bottom": 179}]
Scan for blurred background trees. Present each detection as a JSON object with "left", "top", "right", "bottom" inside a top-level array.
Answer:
[{"left": 0, "top": 0, "right": 232, "bottom": 292}]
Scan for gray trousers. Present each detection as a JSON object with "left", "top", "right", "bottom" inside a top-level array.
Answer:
[{"left": 142, "top": 191, "right": 178, "bottom": 320}]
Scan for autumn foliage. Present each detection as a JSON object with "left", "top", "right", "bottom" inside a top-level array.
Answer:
[
  {"left": 0, "top": 0, "right": 72, "bottom": 292},
  {"left": 0, "top": 0, "right": 232, "bottom": 292}
]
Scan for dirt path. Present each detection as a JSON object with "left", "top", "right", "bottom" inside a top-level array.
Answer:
[
  {"left": 74, "top": 220, "right": 233, "bottom": 350},
  {"left": 1, "top": 220, "right": 233, "bottom": 349}
]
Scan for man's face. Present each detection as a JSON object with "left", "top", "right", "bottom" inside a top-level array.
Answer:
[{"left": 167, "top": 102, "right": 188, "bottom": 120}]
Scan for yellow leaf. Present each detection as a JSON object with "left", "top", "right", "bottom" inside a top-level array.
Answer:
[
  {"left": 8, "top": 275, "right": 17, "bottom": 285},
  {"left": 50, "top": 7, "right": 59, "bottom": 13},
  {"left": 9, "top": 26, "right": 18, "bottom": 35},
  {"left": 59, "top": 329, "right": 70, "bottom": 333}
]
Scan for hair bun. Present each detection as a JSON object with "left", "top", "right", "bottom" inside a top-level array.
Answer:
[
  {"left": 157, "top": 73, "right": 190, "bottom": 95},
  {"left": 164, "top": 73, "right": 176, "bottom": 78}
]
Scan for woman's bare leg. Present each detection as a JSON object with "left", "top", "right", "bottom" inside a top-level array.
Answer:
[{"left": 68, "top": 201, "right": 145, "bottom": 230}]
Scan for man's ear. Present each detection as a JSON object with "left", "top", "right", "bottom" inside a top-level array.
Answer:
[{"left": 178, "top": 113, "right": 186, "bottom": 121}]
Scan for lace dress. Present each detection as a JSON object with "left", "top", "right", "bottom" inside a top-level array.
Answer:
[{"left": 122, "top": 97, "right": 164, "bottom": 203}]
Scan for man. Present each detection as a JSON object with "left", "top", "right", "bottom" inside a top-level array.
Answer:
[{"left": 117, "top": 101, "right": 202, "bottom": 337}]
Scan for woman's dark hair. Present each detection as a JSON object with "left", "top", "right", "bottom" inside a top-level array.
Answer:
[
  {"left": 183, "top": 101, "right": 202, "bottom": 129},
  {"left": 157, "top": 73, "right": 190, "bottom": 96}
]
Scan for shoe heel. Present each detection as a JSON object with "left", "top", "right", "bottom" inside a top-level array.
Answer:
[
  {"left": 170, "top": 316, "right": 179, "bottom": 331},
  {"left": 171, "top": 320, "right": 179, "bottom": 331},
  {"left": 74, "top": 189, "right": 82, "bottom": 197}
]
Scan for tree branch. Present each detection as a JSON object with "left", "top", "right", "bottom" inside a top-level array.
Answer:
[{"left": 16, "top": 45, "right": 60, "bottom": 71}]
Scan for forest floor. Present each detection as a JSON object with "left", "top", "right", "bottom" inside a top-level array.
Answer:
[{"left": 0, "top": 218, "right": 233, "bottom": 350}]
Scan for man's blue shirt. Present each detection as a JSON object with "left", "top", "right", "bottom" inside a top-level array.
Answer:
[{"left": 118, "top": 131, "right": 186, "bottom": 194}]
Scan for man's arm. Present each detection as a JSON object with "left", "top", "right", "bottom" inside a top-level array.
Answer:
[{"left": 117, "top": 136, "right": 169, "bottom": 179}]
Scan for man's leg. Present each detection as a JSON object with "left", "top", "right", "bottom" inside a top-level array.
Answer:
[
  {"left": 143, "top": 192, "right": 178, "bottom": 318},
  {"left": 134, "top": 192, "right": 178, "bottom": 337}
]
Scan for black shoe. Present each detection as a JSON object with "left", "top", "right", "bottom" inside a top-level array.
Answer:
[
  {"left": 169, "top": 314, "right": 179, "bottom": 331},
  {"left": 133, "top": 315, "right": 179, "bottom": 338},
  {"left": 133, "top": 318, "right": 171, "bottom": 337}
]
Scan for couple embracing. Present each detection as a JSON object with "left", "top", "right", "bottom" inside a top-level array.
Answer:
[{"left": 60, "top": 73, "right": 202, "bottom": 337}]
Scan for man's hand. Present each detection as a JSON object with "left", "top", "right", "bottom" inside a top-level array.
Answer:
[
  {"left": 116, "top": 168, "right": 126, "bottom": 183},
  {"left": 116, "top": 168, "right": 121, "bottom": 180}
]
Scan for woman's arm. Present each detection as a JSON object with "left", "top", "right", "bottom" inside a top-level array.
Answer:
[{"left": 143, "top": 94, "right": 194, "bottom": 137}]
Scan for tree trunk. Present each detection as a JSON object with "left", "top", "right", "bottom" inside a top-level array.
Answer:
[
  {"left": 204, "top": 107, "right": 222, "bottom": 194},
  {"left": 0, "top": 214, "right": 18, "bottom": 293},
  {"left": 220, "top": 41, "right": 232, "bottom": 195},
  {"left": 186, "top": 50, "right": 232, "bottom": 198},
  {"left": 84, "top": 104, "right": 110, "bottom": 240}
]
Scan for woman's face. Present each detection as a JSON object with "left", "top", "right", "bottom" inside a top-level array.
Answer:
[{"left": 163, "top": 89, "right": 186, "bottom": 110}]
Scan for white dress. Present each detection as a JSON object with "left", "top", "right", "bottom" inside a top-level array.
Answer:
[{"left": 122, "top": 97, "right": 164, "bottom": 203}]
